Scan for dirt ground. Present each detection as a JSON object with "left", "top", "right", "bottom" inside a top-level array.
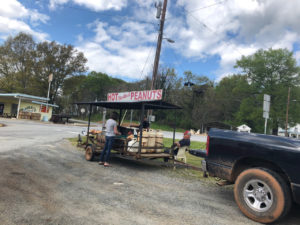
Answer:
[{"left": 0, "top": 119, "right": 299, "bottom": 225}]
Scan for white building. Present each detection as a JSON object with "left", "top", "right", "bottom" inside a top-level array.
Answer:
[
  {"left": 237, "top": 124, "right": 251, "bottom": 133},
  {"left": 278, "top": 124, "right": 300, "bottom": 138}
]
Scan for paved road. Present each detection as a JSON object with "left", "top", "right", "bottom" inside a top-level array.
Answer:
[
  {"left": 0, "top": 119, "right": 84, "bottom": 152},
  {"left": 0, "top": 119, "right": 299, "bottom": 225}
]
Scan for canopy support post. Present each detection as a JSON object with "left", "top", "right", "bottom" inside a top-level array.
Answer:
[
  {"left": 173, "top": 109, "right": 177, "bottom": 145},
  {"left": 119, "top": 109, "right": 122, "bottom": 125},
  {"left": 86, "top": 104, "right": 92, "bottom": 144},
  {"left": 138, "top": 103, "right": 145, "bottom": 157}
]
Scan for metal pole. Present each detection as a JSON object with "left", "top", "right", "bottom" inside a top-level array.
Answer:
[
  {"left": 17, "top": 98, "right": 21, "bottom": 119},
  {"left": 151, "top": 0, "right": 168, "bottom": 90},
  {"left": 285, "top": 87, "right": 291, "bottom": 137},
  {"left": 130, "top": 109, "right": 133, "bottom": 127},
  {"left": 86, "top": 104, "right": 92, "bottom": 144},
  {"left": 102, "top": 108, "right": 106, "bottom": 131},
  {"left": 46, "top": 80, "right": 51, "bottom": 112},
  {"left": 264, "top": 118, "right": 268, "bottom": 134},
  {"left": 138, "top": 103, "right": 145, "bottom": 157},
  {"left": 119, "top": 109, "right": 122, "bottom": 125},
  {"left": 173, "top": 109, "right": 177, "bottom": 145}
]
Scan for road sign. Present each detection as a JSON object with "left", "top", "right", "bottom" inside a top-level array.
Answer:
[
  {"left": 263, "top": 101, "right": 270, "bottom": 112},
  {"left": 263, "top": 94, "right": 271, "bottom": 134},
  {"left": 263, "top": 111, "right": 269, "bottom": 119},
  {"left": 48, "top": 73, "right": 53, "bottom": 82},
  {"left": 263, "top": 94, "right": 271, "bottom": 119},
  {"left": 264, "top": 94, "right": 270, "bottom": 102}
]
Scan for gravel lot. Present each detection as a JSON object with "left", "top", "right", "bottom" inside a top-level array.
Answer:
[{"left": 0, "top": 119, "right": 299, "bottom": 225}]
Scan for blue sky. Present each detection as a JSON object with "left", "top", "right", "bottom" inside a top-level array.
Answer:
[{"left": 1, "top": 0, "right": 300, "bottom": 82}]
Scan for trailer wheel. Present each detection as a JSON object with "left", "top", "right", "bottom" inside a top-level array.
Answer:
[
  {"left": 85, "top": 144, "right": 95, "bottom": 161},
  {"left": 234, "top": 167, "right": 291, "bottom": 224}
]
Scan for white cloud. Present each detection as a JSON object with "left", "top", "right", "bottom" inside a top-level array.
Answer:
[
  {"left": 0, "top": 0, "right": 49, "bottom": 41},
  {"left": 171, "top": 0, "right": 300, "bottom": 80},
  {"left": 49, "top": 0, "right": 127, "bottom": 11},
  {"left": 0, "top": 16, "right": 48, "bottom": 41},
  {"left": 77, "top": 19, "right": 156, "bottom": 79},
  {"left": 0, "top": 0, "right": 28, "bottom": 19},
  {"left": 0, "top": 0, "right": 49, "bottom": 24},
  {"left": 29, "top": 9, "right": 50, "bottom": 26}
]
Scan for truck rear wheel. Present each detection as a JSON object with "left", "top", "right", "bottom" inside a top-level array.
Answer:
[
  {"left": 85, "top": 144, "right": 95, "bottom": 161},
  {"left": 234, "top": 168, "right": 291, "bottom": 224}
]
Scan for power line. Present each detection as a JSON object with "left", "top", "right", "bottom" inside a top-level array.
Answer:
[
  {"left": 186, "top": 0, "right": 228, "bottom": 14},
  {"left": 139, "top": 43, "right": 155, "bottom": 80},
  {"left": 188, "top": 13, "right": 244, "bottom": 56}
]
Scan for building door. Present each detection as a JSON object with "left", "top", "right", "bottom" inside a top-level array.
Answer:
[
  {"left": 11, "top": 104, "right": 18, "bottom": 117},
  {"left": 0, "top": 104, "right": 4, "bottom": 116}
]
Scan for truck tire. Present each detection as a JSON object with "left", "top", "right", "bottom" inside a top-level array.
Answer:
[
  {"left": 85, "top": 144, "right": 95, "bottom": 161},
  {"left": 234, "top": 167, "right": 291, "bottom": 224}
]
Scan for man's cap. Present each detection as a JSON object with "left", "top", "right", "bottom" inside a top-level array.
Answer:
[{"left": 184, "top": 130, "right": 191, "bottom": 136}]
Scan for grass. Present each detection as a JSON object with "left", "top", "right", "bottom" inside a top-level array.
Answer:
[
  {"left": 163, "top": 138, "right": 206, "bottom": 149},
  {"left": 150, "top": 123, "right": 185, "bottom": 132},
  {"left": 68, "top": 137, "right": 80, "bottom": 148},
  {"left": 163, "top": 138, "right": 206, "bottom": 172}
]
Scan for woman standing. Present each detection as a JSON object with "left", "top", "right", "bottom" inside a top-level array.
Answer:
[{"left": 99, "top": 111, "right": 120, "bottom": 167}]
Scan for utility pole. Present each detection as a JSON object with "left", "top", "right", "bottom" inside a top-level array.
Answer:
[
  {"left": 151, "top": 0, "right": 168, "bottom": 90},
  {"left": 285, "top": 87, "right": 291, "bottom": 137}
]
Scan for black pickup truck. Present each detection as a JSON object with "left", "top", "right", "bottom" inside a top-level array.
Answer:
[{"left": 190, "top": 128, "right": 300, "bottom": 224}]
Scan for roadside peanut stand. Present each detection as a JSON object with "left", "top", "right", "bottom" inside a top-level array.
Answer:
[{"left": 76, "top": 89, "right": 181, "bottom": 162}]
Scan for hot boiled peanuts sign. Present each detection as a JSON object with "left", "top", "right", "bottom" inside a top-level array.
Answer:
[{"left": 107, "top": 89, "right": 163, "bottom": 102}]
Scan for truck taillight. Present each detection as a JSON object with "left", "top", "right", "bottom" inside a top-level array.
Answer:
[{"left": 206, "top": 135, "right": 210, "bottom": 156}]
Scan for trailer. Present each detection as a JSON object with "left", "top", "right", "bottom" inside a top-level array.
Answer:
[{"left": 75, "top": 96, "right": 181, "bottom": 162}]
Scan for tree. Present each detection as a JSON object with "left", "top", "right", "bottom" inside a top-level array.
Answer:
[
  {"left": 0, "top": 33, "right": 88, "bottom": 105},
  {"left": 35, "top": 41, "right": 87, "bottom": 103},
  {"left": 235, "top": 48, "right": 300, "bottom": 133},
  {"left": 0, "top": 33, "right": 36, "bottom": 93},
  {"left": 214, "top": 74, "right": 252, "bottom": 124}
]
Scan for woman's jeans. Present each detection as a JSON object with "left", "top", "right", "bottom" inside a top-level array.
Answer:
[{"left": 100, "top": 136, "right": 115, "bottom": 162}]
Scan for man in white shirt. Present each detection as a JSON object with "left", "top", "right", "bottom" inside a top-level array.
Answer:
[{"left": 99, "top": 112, "right": 120, "bottom": 167}]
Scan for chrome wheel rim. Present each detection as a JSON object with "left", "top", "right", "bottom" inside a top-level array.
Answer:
[{"left": 243, "top": 179, "right": 273, "bottom": 212}]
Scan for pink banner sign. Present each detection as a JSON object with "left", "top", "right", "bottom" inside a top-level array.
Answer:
[{"left": 107, "top": 89, "right": 163, "bottom": 102}]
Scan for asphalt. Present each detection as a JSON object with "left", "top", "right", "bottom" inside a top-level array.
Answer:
[{"left": 0, "top": 118, "right": 299, "bottom": 225}]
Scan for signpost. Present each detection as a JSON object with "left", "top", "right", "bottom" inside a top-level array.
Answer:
[
  {"left": 46, "top": 73, "right": 53, "bottom": 113},
  {"left": 107, "top": 89, "right": 163, "bottom": 102},
  {"left": 263, "top": 94, "right": 271, "bottom": 134}
]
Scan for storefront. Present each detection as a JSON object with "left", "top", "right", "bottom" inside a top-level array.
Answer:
[{"left": 0, "top": 93, "right": 58, "bottom": 121}]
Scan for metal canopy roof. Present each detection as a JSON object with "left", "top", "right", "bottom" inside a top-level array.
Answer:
[
  {"left": 31, "top": 101, "right": 59, "bottom": 108},
  {"left": 75, "top": 100, "right": 181, "bottom": 110},
  {"left": 0, "top": 93, "right": 49, "bottom": 102}
]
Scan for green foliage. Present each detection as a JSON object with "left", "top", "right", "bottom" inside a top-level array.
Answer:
[
  {"left": 0, "top": 32, "right": 88, "bottom": 104},
  {"left": 235, "top": 48, "right": 300, "bottom": 133},
  {"left": 163, "top": 138, "right": 206, "bottom": 149},
  {"left": 235, "top": 48, "right": 299, "bottom": 91},
  {"left": 149, "top": 123, "right": 185, "bottom": 133},
  {"left": 215, "top": 75, "right": 251, "bottom": 123}
]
